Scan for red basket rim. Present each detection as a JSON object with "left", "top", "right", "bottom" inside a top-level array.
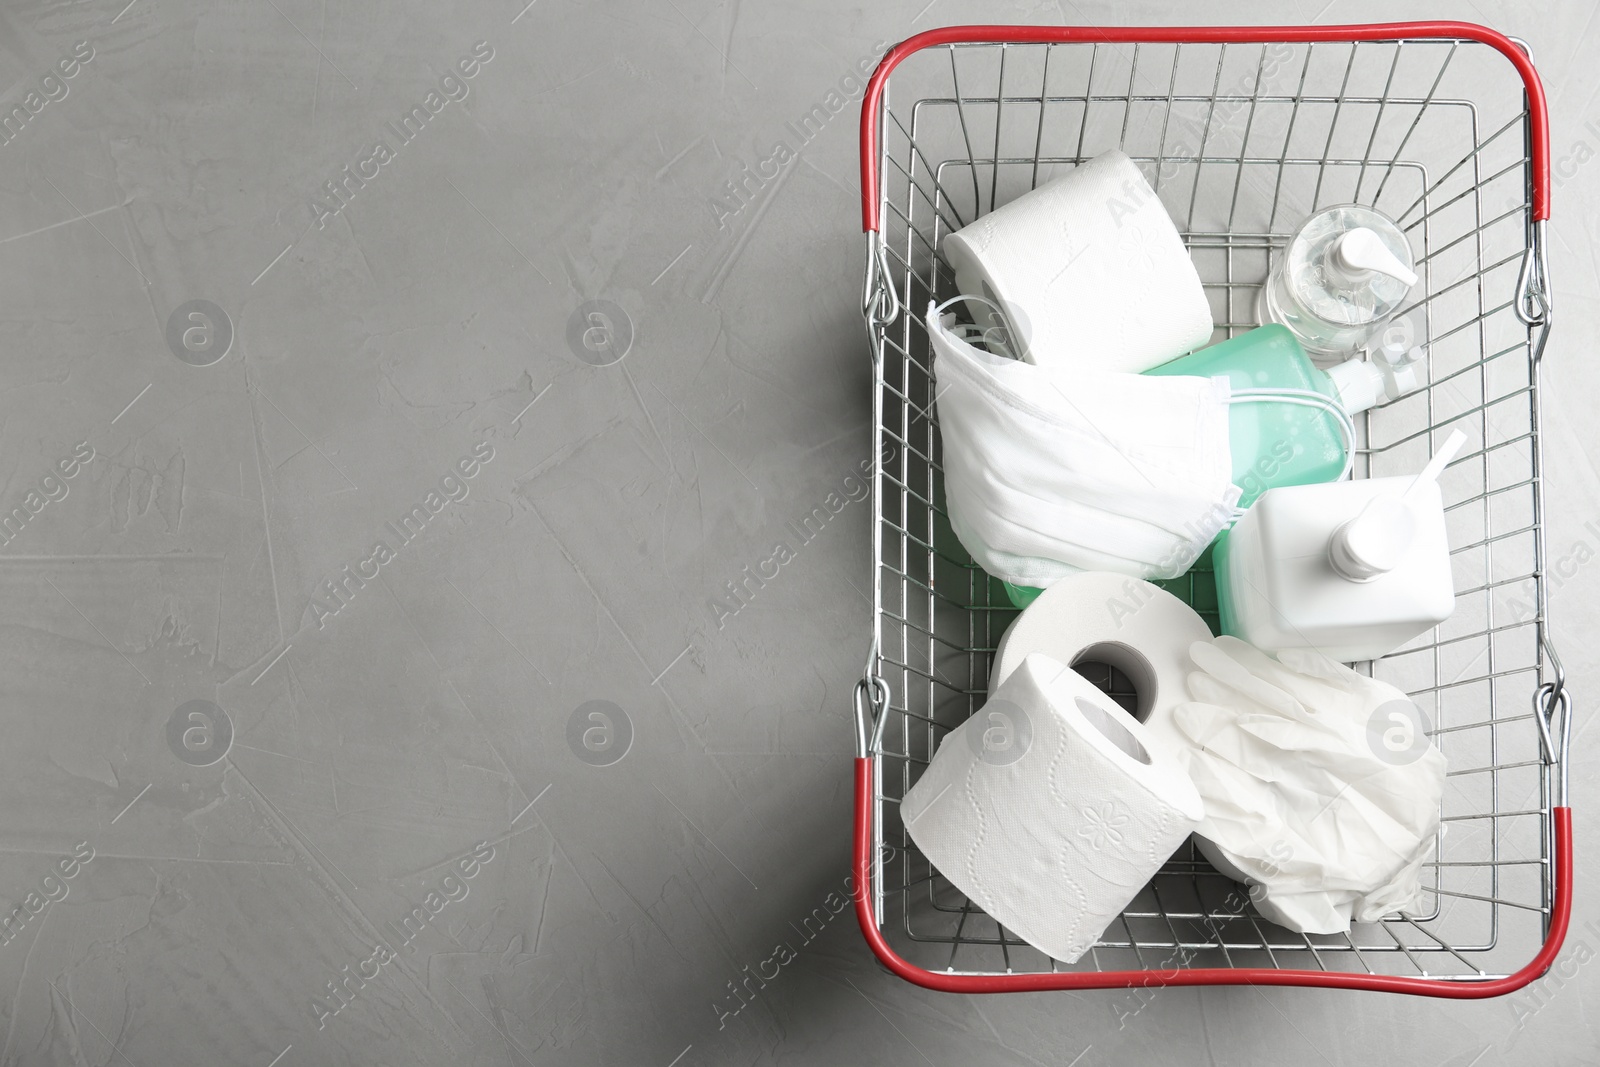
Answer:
[
  {"left": 853, "top": 759, "right": 1572, "bottom": 996},
  {"left": 857, "top": 21, "right": 1551, "bottom": 231}
]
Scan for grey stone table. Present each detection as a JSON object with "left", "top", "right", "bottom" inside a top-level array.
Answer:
[{"left": 0, "top": 0, "right": 1593, "bottom": 1064}]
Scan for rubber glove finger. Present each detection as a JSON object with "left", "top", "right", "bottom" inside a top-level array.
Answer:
[
  {"left": 1190, "top": 639, "right": 1314, "bottom": 723},
  {"left": 1275, "top": 648, "right": 1419, "bottom": 724},
  {"left": 1207, "top": 640, "right": 1352, "bottom": 735},
  {"left": 1269, "top": 647, "right": 1390, "bottom": 718},
  {"left": 1184, "top": 672, "right": 1282, "bottom": 721},
  {"left": 1215, "top": 640, "right": 1374, "bottom": 723},
  {"left": 1171, "top": 699, "right": 1242, "bottom": 746}
]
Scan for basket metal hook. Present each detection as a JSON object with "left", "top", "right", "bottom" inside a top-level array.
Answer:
[
  {"left": 853, "top": 671, "right": 890, "bottom": 759},
  {"left": 1515, "top": 219, "right": 1551, "bottom": 332},
  {"left": 862, "top": 231, "right": 901, "bottom": 331},
  {"left": 1532, "top": 680, "right": 1571, "bottom": 808}
]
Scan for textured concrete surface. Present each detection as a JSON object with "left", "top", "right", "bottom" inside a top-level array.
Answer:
[{"left": 0, "top": 0, "right": 1593, "bottom": 1064}]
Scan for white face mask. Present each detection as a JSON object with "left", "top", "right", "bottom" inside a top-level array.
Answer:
[{"left": 928, "top": 298, "right": 1243, "bottom": 586}]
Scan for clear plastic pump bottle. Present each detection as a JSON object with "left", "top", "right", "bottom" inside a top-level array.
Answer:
[{"left": 1257, "top": 204, "right": 1418, "bottom": 362}]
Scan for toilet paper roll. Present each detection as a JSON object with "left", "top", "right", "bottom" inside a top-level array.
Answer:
[
  {"left": 902, "top": 653, "right": 1202, "bottom": 964},
  {"left": 990, "top": 571, "right": 1212, "bottom": 764},
  {"left": 943, "top": 149, "right": 1213, "bottom": 373}
]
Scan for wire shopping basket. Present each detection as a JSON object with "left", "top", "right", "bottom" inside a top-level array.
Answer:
[{"left": 853, "top": 22, "right": 1571, "bottom": 996}]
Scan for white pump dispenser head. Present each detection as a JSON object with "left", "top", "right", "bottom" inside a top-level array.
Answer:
[
  {"left": 1327, "top": 228, "right": 1419, "bottom": 289},
  {"left": 1328, "top": 496, "right": 1415, "bottom": 580},
  {"left": 1327, "top": 430, "right": 1465, "bottom": 582}
]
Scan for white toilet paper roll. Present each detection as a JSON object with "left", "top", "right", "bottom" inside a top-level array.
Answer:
[
  {"left": 902, "top": 653, "right": 1202, "bottom": 964},
  {"left": 990, "top": 571, "right": 1213, "bottom": 764},
  {"left": 943, "top": 149, "right": 1214, "bottom": 373}
]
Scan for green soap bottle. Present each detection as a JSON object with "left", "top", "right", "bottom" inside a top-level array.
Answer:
[
  {"left": 999, "top": 325, "right": 1421, "bottom": 612},
  {"left": 1145, "top": 324, "right": 1351, "bottom": 506}
]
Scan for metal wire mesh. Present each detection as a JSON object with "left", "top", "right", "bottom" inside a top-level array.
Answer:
[{"left": 864, "top": 34, "right": 1559, "bottom": 980}]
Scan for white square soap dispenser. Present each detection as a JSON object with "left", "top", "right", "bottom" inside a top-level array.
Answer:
[{"left": 1215, "top": 431, "right": 1465, "bottom": 663}]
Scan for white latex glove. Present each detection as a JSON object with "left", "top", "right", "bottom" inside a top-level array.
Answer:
[{"left": 1173, "top": 636, "right": 1447, "bottom": 934}]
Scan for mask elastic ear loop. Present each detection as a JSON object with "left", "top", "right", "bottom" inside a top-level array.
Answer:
[
  {"left": 929, "top": 295, "right": 1024, "bottom": 359},
  {"left": 1228, "top": 388, "right": 1358, "bottom": 484}
]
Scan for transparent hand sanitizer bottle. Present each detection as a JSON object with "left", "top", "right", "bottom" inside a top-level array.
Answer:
[{"left": 1256, "top": 205, "right": 1418, "bottom": 363}]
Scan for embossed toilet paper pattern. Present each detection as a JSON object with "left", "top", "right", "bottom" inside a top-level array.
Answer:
[{"left": 903, "top": 654, "right": 1201, "bottom": 963}]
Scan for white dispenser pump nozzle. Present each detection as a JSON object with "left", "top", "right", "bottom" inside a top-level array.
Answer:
[
  {"left": 1403, "top": 429, "right": 1467, "bottom": 503},
  {"left": 1327, "top": 227, "right": 1419, "bottom": 288},
  {"left": 1328, "top": 430, "right": 1465, "bottom": 582}
]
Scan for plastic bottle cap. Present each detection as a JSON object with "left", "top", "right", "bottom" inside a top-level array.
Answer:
[
  {"left": 1325, "top": 358, "right": 1384, "bottom": 415},
  {"left": 1326, "top": 350, "right": 1425, "bottom": 413},
  {"left": 1383, "top": 359, "right": 1422, "bottom": 401},
  {"left": 1329, "top": 228, "right": 1419, "bottom": 288},
  {"left": 1328, "top": 494, "right": 1416, "bottom": 581}
]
